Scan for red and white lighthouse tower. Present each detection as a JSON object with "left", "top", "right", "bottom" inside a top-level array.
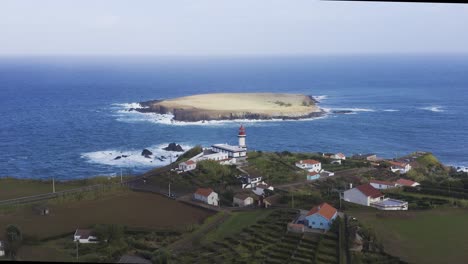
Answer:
[{"left": 238, "top": 125, "right": 246, "bottom": 148}]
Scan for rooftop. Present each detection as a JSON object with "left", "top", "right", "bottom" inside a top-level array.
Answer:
[
  {"left": 306, "top": 202, "right": 337, "bottom": 220},
  {"left": 194, "top": 188, "right": 214, "bottom": 197},
  {"left": 370, "top": 179, "right": 396, "bottom": 186},
  {"left": 396, "top": 178, "right": 418, "bottom": 186},
  {"left": 75, "top": 229, "right": 93, "bottom": 239},
  {"left": 297, "top": 159, "right": 320, "bottom": 165},
  {"left": 355, "top": 184, "right": 383, "bottom": 198},
  {"left": 212, "top": 144, "right": 246, "bottom": 152}
]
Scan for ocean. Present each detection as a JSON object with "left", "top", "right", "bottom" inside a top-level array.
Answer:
[{"left": 0, "top": 55, "right": 467, "bottom": 180}]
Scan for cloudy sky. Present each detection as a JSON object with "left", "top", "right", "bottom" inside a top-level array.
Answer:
[{"left": 1, "top": 0, "right": 467, "bottom": 55}]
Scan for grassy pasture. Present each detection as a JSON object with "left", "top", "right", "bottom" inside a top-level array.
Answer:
[{"left": 348, "top": 207, "right": 468, "bottom": 264}]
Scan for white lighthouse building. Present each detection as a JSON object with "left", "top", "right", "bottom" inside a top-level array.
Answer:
[
  {"left": 238, "top": 125, "right": 246, "bottom": 148},
  {"left": 210, "top": 125, "right": 248, "bottom": 164},
  {"left": 181, "top": 125, "right": 248, "bottom": 168}
]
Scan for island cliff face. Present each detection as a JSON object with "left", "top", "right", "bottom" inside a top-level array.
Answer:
[{"left": 134, "top": 93, "right": 324, "bottom": 122}]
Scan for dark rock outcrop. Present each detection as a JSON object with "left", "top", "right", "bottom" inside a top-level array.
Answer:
[
  {"left": 163, "top": 143, "right": 184, "bottom": 152},
  {"left": 141, "top": 149, "right": 153, "bottom": 158}
]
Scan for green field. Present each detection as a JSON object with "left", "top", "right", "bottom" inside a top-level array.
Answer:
[
  {"left": 348, "top": 208, "right": 468, "bottom": 264},
  {"left": 203, "top": 210, "right": 273, "bottom": 242},
  {"left": 0, "top": 176, "right": 133, "bottom": 201}
]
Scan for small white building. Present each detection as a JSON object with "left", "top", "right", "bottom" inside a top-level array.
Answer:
[
  {"left": 239, "top": 175, "right": 263, "bottom": 189},
  {"left": 233, "top": 193, "right": 254, "bottom": 207},
  {"left": 331, "top": 153, "right": 346, "bottom": 160},
  {"left": 193, "top": 188, "right": 219, "bottom": 206},
  {"left": 74, "top": 229, "right": 98, "bottom": 244},
  {"left": 178, "top": 160, "right": 197, "bottom": 172},
  {"left": 295, "top": 159, "right": 322, "bottom": 172},
  {"left": 396, "top": 178, "right": 420, "bottom": 187},
  {"left": 0, "top": 241, "right": 5, "bottom": 257},
  {"left": 389, "top": 161, "right": 412, "bottom": 174},
  {"left": 369, "top": 179, "right": 397, "bottom": 190},
  {"left": 252, "top": 183, "right": 274, "bottom": 196}
]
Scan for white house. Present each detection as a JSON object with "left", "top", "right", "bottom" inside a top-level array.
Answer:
[
  {"left": 233, "top": 193, "right": 254, "bottom": 207},
  {"left": 343, "top": 184, "right": 385, "bottom": 206},
  {"left": 0, "top": 241, "right": 5, "bottom": 257},
  {"left": 343, "top": 183, "right": 408, "bottom": 210},
  {"left": 239, "top": 175, "right": 263, "bottom": 189},
  {"left": 389, "top": 161, "right": 412, "bottom": 174},
  {"left": 252, "top": 183, "right": 274, "bottom": 196},
  {"left": 178, "top": 160, "right": 196, "bottom": 172},
  {"left": 396, "top": 178, "right": 420, "bottom": 187},
  {"left": 74, "top": 229, "right": 98, "bottom": 244},
  {"left": 193, "top": 188, "right": 219, "bottom": 206},
  {"left": 295, "top": 159, "right": 322, "bottom": 172},
  {"left": 369, "top": 179, "right": 397, "bottom": 190},
  {"left": 331, "top": 153, "right": 346, "bottom": 160}
]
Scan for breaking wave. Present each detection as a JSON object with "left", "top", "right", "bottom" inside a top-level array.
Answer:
[
  {"left": 81, "top": 143, "right": 192, "bottom": 168},
  {"left": 419, "top": 106, "right": 445, "bottom": 112}
]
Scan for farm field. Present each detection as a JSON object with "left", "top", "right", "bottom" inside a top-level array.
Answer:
[
  {"left": 348, "top": 208, "right": 468, "bottom": 264},
  {"left": 174, "top": 209, "right": 341, "bottom": 264},
  {"left": 0, "top": 189, "right": 213, "bottom": 240},
  {"left": 0, "top": 176, "right": 133, "bottom": 201},
  {"left": 203, "top": 210, "right": 273, "bottom": 242}
]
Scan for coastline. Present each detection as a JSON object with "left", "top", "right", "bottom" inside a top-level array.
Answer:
[{"left": 131, "top": 93, "right": 324, "bottom": 122}]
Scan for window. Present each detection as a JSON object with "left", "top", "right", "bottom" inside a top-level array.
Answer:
[{"left": 320, "top": 223, "right": 323, "bottom": 226}]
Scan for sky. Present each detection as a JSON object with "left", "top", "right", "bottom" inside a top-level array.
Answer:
[{"left": 0, "top": 0, "right": 467, "bottom": 56}]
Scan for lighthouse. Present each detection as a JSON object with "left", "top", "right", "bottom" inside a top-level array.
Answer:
[{"left": 238, "top": 125, "right": 246, "bottom": 148}]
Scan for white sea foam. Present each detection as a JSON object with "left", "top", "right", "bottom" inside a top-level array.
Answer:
[
  {"left": 111, "top": 102, "right": 146, "bottom": 109},
  {"left": 112, "top": 103, "right": 329, "bottom": 126},
  {"left": 81, "top": 143, "right": 192, "bottom": 168},
  {"left": 420, "top": 106, "right": 445, "bottom": 112},
  {"left": 325, "top": 107, "right": 376, "bottom": 113},
  {"left": 383, "top": 109, "right": 399, "bottom": 112},
  {"left": 312, "top": 95, "right": 328, "bottom": 102}
]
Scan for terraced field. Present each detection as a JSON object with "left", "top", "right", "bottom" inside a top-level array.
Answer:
[{"left": 173, "top": 209, "right": 340, "bottom": 264}]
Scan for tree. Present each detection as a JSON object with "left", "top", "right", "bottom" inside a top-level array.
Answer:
[
  {"left": 5, "top": 225, "right": 23, "bottom": 259},
  {"left": 152, "top": 248, "right": 169, "bottom": 264}
]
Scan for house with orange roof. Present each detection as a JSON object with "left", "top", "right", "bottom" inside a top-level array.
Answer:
[
  {"left": 304, "top": 202, "right": 338, "bottom": 230},
  {"left": 395, "top": 178, "right": 420, "bottom": 187},
  {"left": 295, "top": 159, "right": 322, "bottom": 172},
  {"left": 193, "top": 188, "right": 219, "bottom": 206}
]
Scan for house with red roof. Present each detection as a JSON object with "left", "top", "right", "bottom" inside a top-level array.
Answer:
[
  {"left": 343, "top": 183, "right": 408, "bottom": 210},
  {"left": 369, "top": 179, "right": 398, "bottom": 190},
  {"left": 73, "top": 229, "right": 98, "bottom": 244},
  {"left": 193, "top": 188, "right": 219, "bottom": 206},
  {"left": 343, "top": 183, "right": 384, "bottom": 206},
  {"left": 389, "top": 161, "right": 412, "bottom": 173},
  {"left": 295, "top": 159, "right": 322, "bottom": 172},
  {"left": 178, "top": 159, "right": 197, "bottom": 172},
  {"left": 396, "top": 178, "right": 420, "bottom": 187},
  {"left": 304, "top": 202, "right": 338, "bottom": 230},
  {"left": 331, "top": 153, "right": 346, "bottom": 160}
]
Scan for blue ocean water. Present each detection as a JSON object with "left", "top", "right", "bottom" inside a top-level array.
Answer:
[{"left": 0, "top": 55, "right": 467, "bottom": 180}]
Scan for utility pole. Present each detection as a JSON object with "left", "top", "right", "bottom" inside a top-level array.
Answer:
[
  {"left": 168, "top": 183, "right": 171, "bottom": 197},
  {"left": 52, "top": 177, "right": 55, "bottom": 193},
  {"left": 120, "top": 168, "right": 123, "bottom": 184},
  {"left": 291, "top": 192, "right": 294, "bottom": 209},
  {"left": 75, "top": 241, "right": 79, "bottom": 260}
]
